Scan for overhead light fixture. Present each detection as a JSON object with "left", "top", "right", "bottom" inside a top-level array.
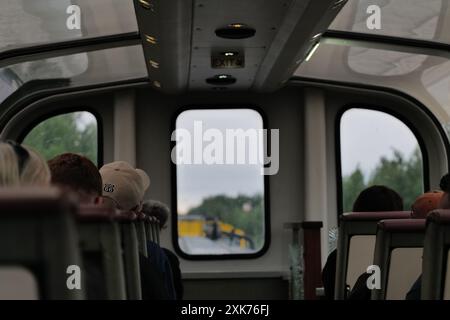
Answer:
[
  {"left": 311, "top": 33, "right": 322, "bottom": 41},
  {"left": 206, "top": 74, "right": 237, "bottom": 85},
  {"left": 305, "top": 42, "right": 320, "bottom": 62},
  {"left": 139, "top": 0, "right": 154, "bottom": 10},
  {"left": 215, "top": 24, "right": 256, "bottom": 39},
  {"left": 145, "top": 35, "right": 157, "bottom": 45},
  {"left": 149, "top": 59, "right": 159, "bottom": 68},
  {"left": 224, "top": 52, "right": 235, "bottom": 56}
]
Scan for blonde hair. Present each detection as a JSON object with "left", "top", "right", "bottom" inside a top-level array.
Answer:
[
  {"left": 0, "top": 142, "right": 50, "bottom": 187},
  {"left": 0, "top": 143, "right": 20, "bottom": 187}
]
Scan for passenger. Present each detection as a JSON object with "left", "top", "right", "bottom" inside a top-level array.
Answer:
[
  {"left": 142, "top": 200, "right": 183, "bottom": 300},
  {"left": 48, "top": 153, "right": 106, "bottom": 299},
  {"left": 439, "top": 173, "right": 450, "bottom": 209},
  {"left": 322, "top": 185, "right": 403, "bottom": 300},
  {"left": 406, "top": 177, "right": 450, "bottom": 300},
  {"left": 410, "top": 191, "right": 443, "bottom": 219},
  {"left": 0, "top": 141, "right": 50, "bottom": 187},
  {"left": 100, "top": 161, "right": 171, "bottom": 300},
  {"left": 48, "top": 153, "right": 103, "bottom": 204}
]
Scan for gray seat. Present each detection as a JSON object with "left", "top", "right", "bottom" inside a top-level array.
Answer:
[
  {"left": 135, "top": 212, "right": 148, "bottom": 257},
  {"left": 372, "top": 219, "right": 425, "bottom": 300},
  {"left": 422, "top": 210, "right": 450, "bottom": 300},
  {"left": 0, "top": 187, "right": 84, "bottom": 300},
  {"left": 77, "top": 204, "right": 126, "bottom": 300},
  {"left": 116, "top": 211, "right": 142, "bottom": 300},
  {"left": 144, "top": 215, "right": 160, "bottom": 244},
  {"left": 335, "top": 211, "right": 411, "bottom": 299}
]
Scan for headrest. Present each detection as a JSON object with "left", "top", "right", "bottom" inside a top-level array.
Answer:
[
  {"left": 378, "top": 219, "right": 426, "bottom": 233},
  {"left": 341, "top": 211, "right": 411, "bottom": 222},
  {"left": 426, "top": 209, "right": 450, "bottom": 225},
  {"left": 0, "top": 187, "right": 77, "bottom": 215},
  {"left": 77, "top": 204, "right": 117, "bottom": 222}
]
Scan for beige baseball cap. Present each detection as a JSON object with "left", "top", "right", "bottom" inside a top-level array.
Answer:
[{"left": 99, "top": 161, "right": 150, "bottom": 211}]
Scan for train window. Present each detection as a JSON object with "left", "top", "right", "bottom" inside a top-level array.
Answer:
[
  {"left": 173, "top": 109, "right": 267, "bottom": 258},
  {"left": 0, "top": 45, "right": 146, "bottom": 106},
  {"left": 23, "top": 111, "right": 98, "bottom": 164},
  {"left": 0, "top": 0, "right": 137, "bottom": 52},
  {"left": 347, "top": 48, "right": 427, "bottom": 77},
  {"left": 340, "top": 108, "right": 424, "bottom": 212},
  {"left": 331, "top": 0, "right": 445, "bottom": 44}
]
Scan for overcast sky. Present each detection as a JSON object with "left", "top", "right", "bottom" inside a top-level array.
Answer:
[{"left": 340, "top": 108, "right": 419, "bottom": 177}]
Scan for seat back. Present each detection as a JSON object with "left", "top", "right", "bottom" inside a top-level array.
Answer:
[
  {"left": 372, "top": 219, "right": 425, "bottom": 300},
  {"left": 335, "top": 211, "right": 411, "bottom": 299},
  {"left": 77, "top": 204, "right": 126, "bottom": 300},
  {"left": 116, "top": 211, "right": 142, "bottom": 300},
  {"left": 0, "top": 187, "right": 83, "bottom": 300},
  {"left": 135, "top": 212, "right": 148, "bottom": 257},
  {"left": 422, "top": 210, "right": 450, "bottom": 300}
]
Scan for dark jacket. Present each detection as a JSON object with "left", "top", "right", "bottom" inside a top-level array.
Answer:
[
  {"left": 322, "top": 249, "right": 337, "bottom": 300},
  {"left": 147, "top": 241, "right": 176, "bottom": 299},
  {"left": 139, "top": 253, "right": 171, "bottom": 300},
  {"left": 405, "top": 275, "right": 421, "bottom": 300},
  {"left": 163, "top": 248, "right": 183, "bottom": 300}
]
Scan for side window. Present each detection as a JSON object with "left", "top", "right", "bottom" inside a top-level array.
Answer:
[
  {"left": 23, "top": 111, "right": 98, "bottom": 164},
  {"left": 173, "top": 108, "right": 267, "bottom": 257},
  {"left": 340, "top": 108, "right": 424, "bottom": 212}
]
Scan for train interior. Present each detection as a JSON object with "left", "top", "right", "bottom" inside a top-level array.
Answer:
[{"left": 0, "top": 0, "right": 449, "bottom": 301}]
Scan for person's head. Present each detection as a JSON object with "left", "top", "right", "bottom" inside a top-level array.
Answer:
[
  {"left": 411, "top": 191, "right": 443, "bottom": 218},
  {"left": 353, "top": 185, "right": 403, "bottom": 212},
  {"left": 48, "top": 153, "right": 102, "bottom": 204},
  {"left": 141, "top": 200, "right": 169, "bottom": 230},
  {"left": 99, "top": 161, "right": 150, "bottom": 212},
  {"left": 439, "top": 173, "right": 450, "bottom": 209},
  {"left": 0, "top": 141, "right": 50, "bottom": 187}
]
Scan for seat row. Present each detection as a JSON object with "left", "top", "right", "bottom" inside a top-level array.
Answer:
[
  {"left": 0, "top": 187, "right": 161, "bottom": 299},
  {"left": 335, "top": 209, "right": 450, "bottom": 300}
]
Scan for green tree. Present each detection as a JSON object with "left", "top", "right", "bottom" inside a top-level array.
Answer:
[
  {"left": 342, "top": 147, "right": 423, "bottom": 213},
  {"left": 23, "top": 112, "right": 97, "bottom": 164},
  {"left": 369, "top": 148, "right": 423, "bottom": 210},
  {"left": 342, "top": 166, "right": 366, "bottom": 213}
]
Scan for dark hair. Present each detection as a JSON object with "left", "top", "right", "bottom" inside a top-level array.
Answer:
[
  {"left": 440, "top": 173, "right": 450, "bottom": 193},
  {"left": 353, "top": 185, "right": 403, "bottom": 212},
  {"left": 48, "top": 153, "right": 102, "bottom": 196},
  {"left": 141, "top": 200, "right": 169, "bottom": 229}
]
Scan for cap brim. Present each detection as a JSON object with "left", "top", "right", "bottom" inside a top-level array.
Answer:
[{"left": 136, "top": 168, "right": 150, "bottom": 192}]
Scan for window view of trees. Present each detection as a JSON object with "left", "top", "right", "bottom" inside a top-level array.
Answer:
[
  {"left": 23, "top": 111, "right": 98, "bottom": 164},
  {"left": 187, "top": 194, "right": 265, "bottom": 251},
  {"left": 341, "top": 108, "right": 424, "bottom": 213},
  {"left": 342, "top": 147, "right": 423, "bottom": 212}
]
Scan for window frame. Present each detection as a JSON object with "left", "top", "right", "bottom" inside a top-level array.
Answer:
[
  {"left": 17, "top": 107, "right": 103, "bottom": 167},
  {"left": 335, "top": 104, "right": 430, "bottom": 216},
  {"left": 170, "top": 105, "right": 271, "bottom": 260}
]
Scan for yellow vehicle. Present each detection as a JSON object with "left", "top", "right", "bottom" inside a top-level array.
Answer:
[
  {"left": 178, "top": 214, "right": 206, "bottom": 238},
  {"left": 178, "top": 215, "right": 252, "bottom": 249}
]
